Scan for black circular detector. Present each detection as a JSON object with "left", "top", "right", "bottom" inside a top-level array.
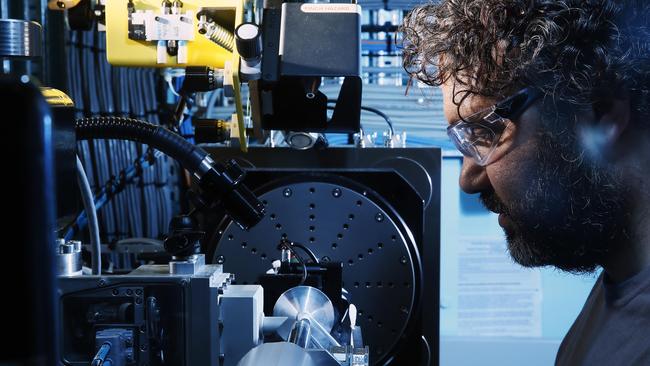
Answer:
[{"left": 212, "top": 177, "right": 420, "bottom": 365}]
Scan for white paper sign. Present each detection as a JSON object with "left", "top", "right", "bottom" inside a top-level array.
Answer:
[{"left": 456, "top": 236, "right": 542, "bottom": 337}]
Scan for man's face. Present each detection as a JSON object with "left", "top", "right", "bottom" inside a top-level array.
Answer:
[{"left": 441, "top": 81, "right": 631, "bottom": 272}]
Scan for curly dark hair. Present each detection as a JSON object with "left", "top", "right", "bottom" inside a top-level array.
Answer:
[{"left": 401, "top": 0, "right": 650, "bottom": 121}]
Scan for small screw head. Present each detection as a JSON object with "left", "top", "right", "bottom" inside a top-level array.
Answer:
[
  {"left": 112, "top": 288, "right": 119, "bottom": 296},
  {"left": 283, "top": 188, "right": 292, "bottom": 197},
  {"left": 98, "top": 279, "right": 107, "bottom": 287},
  {"left": 331, "top": 188, "right": 342, "bottom": 198},
  {"left": 216, "top": 255, "right": 225, "bottom": 264},
  {"left": 400, "top": 256, "right": 407, "bottom": 265},
  {"left": 375, "top": 213, "right": 385, "bottom": 222}
]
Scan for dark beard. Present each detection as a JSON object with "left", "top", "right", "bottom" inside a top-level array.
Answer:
[{"left": 480, "top": 119, "right": 632, "bottom": 273}]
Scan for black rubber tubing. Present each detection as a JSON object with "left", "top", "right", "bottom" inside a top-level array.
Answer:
[{"left": 75, "top": 117, "right": 207, "bottom": 173}]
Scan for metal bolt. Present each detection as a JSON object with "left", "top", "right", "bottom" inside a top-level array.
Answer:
[
  {"left": 375, "top": 213, "right": 384, "bottom": 222},
  {"left": 112, "top": 289, "right": 119, "bottom": 296},
  {"left": 400, "top": 256, "right": 407, "bottom": 265},
  {"left": 216, "top": 255, "right": 225, "bottom": 264},
  {"left": 332, "top": 188, "right": 342, "bottom": 198},
  {"left": 283, "top": 188, "right": 292, "bottom": 197},
  {"left": 98, "top": 279, "right": 107, "bottom": 287},
  {"left": 126, "top": 289, "right": 133, "bottom": 296},
  {"left": 136, "top": 289, "right": 143, "bottom": 296}
]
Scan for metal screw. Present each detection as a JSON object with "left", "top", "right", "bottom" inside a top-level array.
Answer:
[
  {"left": 180, "top": 279, "right": 188, "bottom": 287},
  {"left": 98, "top": 279, "right": 107, "bottom": 287},
  {"left": 216, "top": 255, "right": 225, "bottom": 264},
  {"left": 321, "top": 256, "right": 330, "bottom": 263},
  {"left": 283, "top": 188, "right": 292, "bottom": 197},
  {"left": 112, "top": 289, "right": 119, "bottom": 296},
  {"left": 126, "top": 289, "right": 133, "bottom": 296},
  {"left": 400, "top": 256, "right": 407, "bottom": 265},
  {"left": 136, "top": 289, "right": 143, "bottom": 296},
  {"left": 332, "top": 188, "right": 342, "bottom": 198},
  {"left": 375, "top": 213, "right": 385, "bottom": 222}
]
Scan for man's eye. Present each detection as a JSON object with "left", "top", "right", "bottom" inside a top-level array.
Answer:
[{"left": 465, "top": 126, "right": 494, "bottom": 145}]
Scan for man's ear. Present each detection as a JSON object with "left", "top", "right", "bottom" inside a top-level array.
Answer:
[{"left": 577, "top": 97, "right": 631, "bottom": 161}]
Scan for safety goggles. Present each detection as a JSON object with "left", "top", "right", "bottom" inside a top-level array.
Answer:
[{"left": 447, "top": 87, "right": 542, "bottom": 166}]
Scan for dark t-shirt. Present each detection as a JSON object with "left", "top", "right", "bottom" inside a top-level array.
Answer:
[{"left": 555, "top": 266, "right": 650, "bottom": 365}]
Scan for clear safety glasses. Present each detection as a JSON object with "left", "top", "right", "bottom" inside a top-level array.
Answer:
[{"left": 447, "top": 87, "right": 541, "bottom": 166}]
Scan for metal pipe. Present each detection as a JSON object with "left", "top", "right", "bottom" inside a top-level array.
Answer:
[
  {"left": 76, "top": 155, "right": 101, "bottom": 275},
  {"left": 289, "top": 318, "right": 312, "bottom": 348}
]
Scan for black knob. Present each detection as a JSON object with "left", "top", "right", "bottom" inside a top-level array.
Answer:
[
  {"left": 181, "top": 66, "right": 222, "bottom": 93},
  {"left": 235, "top": 22, "right": 262, "bottom": 61}
]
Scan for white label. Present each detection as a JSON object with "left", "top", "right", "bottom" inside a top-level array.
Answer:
[{"left": 299, "top": 3, "right": 361, "bottom": 14}]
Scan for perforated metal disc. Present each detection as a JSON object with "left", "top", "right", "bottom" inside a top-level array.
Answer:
[{"left": 213, "top": 178, "right": 418, "bottom": 364}]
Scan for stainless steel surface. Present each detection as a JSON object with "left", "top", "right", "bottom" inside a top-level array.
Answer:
[
  {"left": 274, "top": 286, "right": 335, "bottom": 332},
  {"left": 237, "top": 342, "right": 339, "bottom": 366},
  {"left": 56, "top": 240, "right": 82, "bottom": 276},
  {"left": 169, "top": 254, "right": 206, "bottom": 275},
  {"left": 290, "top": 318, "right": 312, "bottom": 348},
  {"left": 274, "top": 286, "right": 339, "bottom": 350},
  {"left": 0, "top": 19, "right": 42, "bottom": 57}
]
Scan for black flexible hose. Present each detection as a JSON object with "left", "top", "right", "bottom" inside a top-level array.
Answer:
[
  {"left": 75, "top": 116, "right": 207, "bottom": 172},
  {"left": 75, "top": 116, "right": 266, "bottom": 230}
]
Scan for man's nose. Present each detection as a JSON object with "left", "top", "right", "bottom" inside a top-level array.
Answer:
[{"left": 459, "top": 157, "right": 491, "bottom": 194}]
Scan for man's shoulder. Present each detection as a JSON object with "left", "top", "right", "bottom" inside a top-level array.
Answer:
[
  {"left": 555, "top": 270, "right": 650, "bottom": 365},
  {"left": 555, "top": 273, "right": 606, "bottom": 365}
]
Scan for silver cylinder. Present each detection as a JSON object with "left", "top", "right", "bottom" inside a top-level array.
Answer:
[
  {"left": 0, "top": 19, "right": 42, "bottom": 58},
  {"left": 289, "top": 318, "right": 312, "bottom": 348},
  {"left": 56, "top": 251, "right": 82, "bottom": 276}
]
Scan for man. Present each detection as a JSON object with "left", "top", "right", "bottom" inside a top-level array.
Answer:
[{"left": 401, "top": 0, "right": 650, "bottom": 364}]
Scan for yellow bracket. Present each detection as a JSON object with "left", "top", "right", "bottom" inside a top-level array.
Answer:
[
  {"left": 105, "top": 0, "right": 244, "bottom": 69},
  {"left": 105, "top": 0, "right": 249, "bottom": 152}
]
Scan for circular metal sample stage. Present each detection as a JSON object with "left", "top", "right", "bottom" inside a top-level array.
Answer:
[{"left": 213, "top": 177, "right": 420, "bottom": 364}]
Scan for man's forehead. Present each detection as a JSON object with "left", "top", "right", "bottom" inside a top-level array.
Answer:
[{"left": 440, "top": 80, "right": 497, "bottom": 124}]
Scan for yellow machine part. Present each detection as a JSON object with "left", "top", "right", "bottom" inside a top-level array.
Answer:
[{"left": 105, "top": 0, "right": 244, "bottom": 69}]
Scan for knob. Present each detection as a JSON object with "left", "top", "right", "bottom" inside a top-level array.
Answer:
[{"left": 235, "top": 22, "right": 262, "bottom": 62}]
